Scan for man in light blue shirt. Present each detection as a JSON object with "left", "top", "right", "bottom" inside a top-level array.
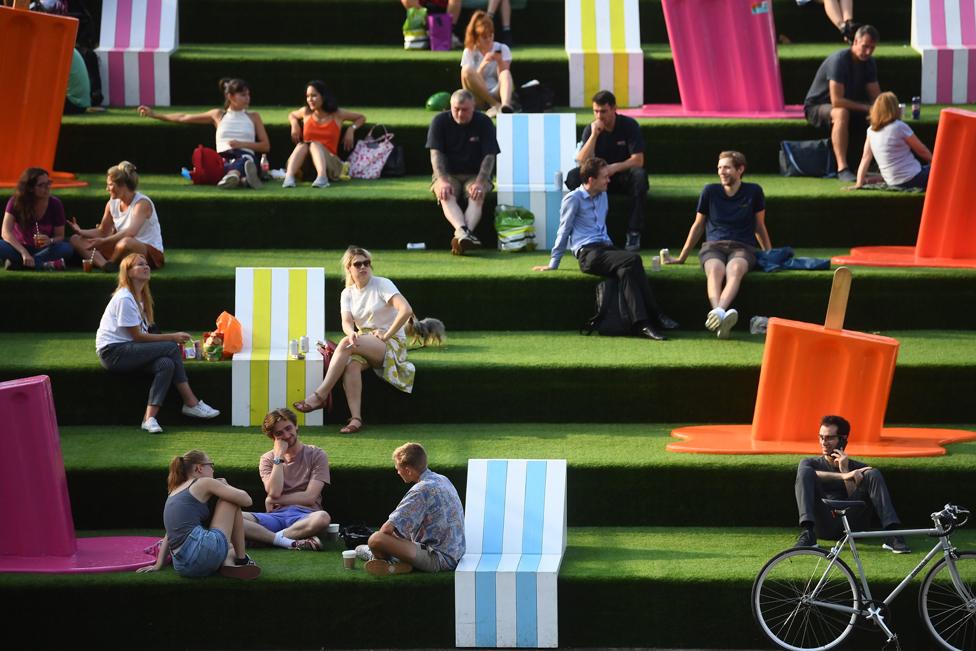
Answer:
[{"left": 533, "top": 157, "right": 676, "bottom": 340}]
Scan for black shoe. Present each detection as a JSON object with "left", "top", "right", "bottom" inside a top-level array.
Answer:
[
  {"left": 624, "top": 231, "right": 641, "bottom": 252},
  {"left": 837, "top": 168, "right": 856, "bottom": 182},
  {"left": 658, "top": 315, "right": 680, "bottom": 330},
  {"left": 637, "top": 326, "right": 665, "bottom": 341},
  {"left": 103, "top": 261, "right": 119, "bottom": 273},
  {"left": 795, "top": 528, "right": 819, "bottom": 548},
  {"left": 841, "top": 20, "right": 860, "bottom": 43},
  {"left": 882, "top": 536, "right": 911, "bottom": 554}
]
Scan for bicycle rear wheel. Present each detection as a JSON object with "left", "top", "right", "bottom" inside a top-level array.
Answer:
[
  {"left": 919, "top": 550, "right": 976, "bottom": 651},
  {"left": 752, "top": 547, "right": 860, "bottom": 651}
]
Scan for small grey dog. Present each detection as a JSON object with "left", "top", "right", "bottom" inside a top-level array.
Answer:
[{"left": 406, "top": 316, "right": 446, "bottom": 347}]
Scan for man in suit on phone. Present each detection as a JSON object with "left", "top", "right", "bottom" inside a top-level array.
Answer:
[{"left": 794, "top": 414, "right": 909, "bottom": 553}]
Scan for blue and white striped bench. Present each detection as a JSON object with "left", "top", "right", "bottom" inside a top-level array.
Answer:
[
  {"left": 496, "top": 114, "right": 578, "bottom": 249},
  {"left": 455, "top": 459, "right": 567, "bottom": 648}
]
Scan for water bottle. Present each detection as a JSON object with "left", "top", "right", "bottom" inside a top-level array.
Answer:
[
  {"left": 911, "top": 96, "right": 921, "bottom": 121},
  {"left": 260, "top": 154, "right": 270, "bottom": 175}
]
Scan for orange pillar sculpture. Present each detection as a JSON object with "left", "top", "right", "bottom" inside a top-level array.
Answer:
[
  {"left": 833, "top": 108, "right": 976, "bottom": 269},
  {"left": 0, "top": 5, "right": 86, "bottom": 188}
]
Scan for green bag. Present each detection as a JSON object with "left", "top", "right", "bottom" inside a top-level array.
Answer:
[
  {"left": 403, "top": 6, "right": 428, "bottom": 49},
  {"left": 494, "top": 204, "right": 537, "bottom": 252},
  {"left": 426, "top": 91, "right": 451, "bottom": 112}
]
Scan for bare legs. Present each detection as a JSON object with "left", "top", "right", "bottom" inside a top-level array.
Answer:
[
  {"left": 704, "top": 257, "right": 750, "bottom": 311},
  {"left": 461, "top": 67, "right": 514, "bottom": 111},
  {"left": 242, "top": 510, "right": 331, "bottom": 545},
  {"left": 830, "top": 106, "right": 852, "bottom": 171},
  {"left": 70, "top": 235, "right": 150, "bottom": 269},
  {"left": 294, "top": 334, "right": 386, "bottom": 422},
  {"left": 367, "top": 530, "right": 418, "bottom": 565},
  {"left": 210, "top": 498, "right": 250, "bottom": 566},
  {"left": 820, "top": 0, "right": 854, "bottom": 30}
]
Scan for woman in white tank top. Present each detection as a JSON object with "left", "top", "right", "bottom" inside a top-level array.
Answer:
[
  {"left": 137, "top": 78, "right": 270, "bottom": 190},
  {"left": 68, "top": 161, "right": 167, "bottom": 272}
]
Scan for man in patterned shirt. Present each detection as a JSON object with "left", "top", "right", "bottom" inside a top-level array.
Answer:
[{"left": 359, "top": 442, "right": 465, "bottom": 576}]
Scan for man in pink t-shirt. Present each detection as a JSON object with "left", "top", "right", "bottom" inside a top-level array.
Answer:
[{"left": 242, "top": 408, "right": 332, "bottom": 551}]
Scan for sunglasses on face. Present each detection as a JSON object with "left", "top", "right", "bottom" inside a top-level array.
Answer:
[{"left": 352, "top": 260, "right": 371, "bottom": 269}]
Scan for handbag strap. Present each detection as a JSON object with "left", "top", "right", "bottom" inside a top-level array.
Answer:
[{"left": 364, "top": 124, "right": 391, "bottom": 141}]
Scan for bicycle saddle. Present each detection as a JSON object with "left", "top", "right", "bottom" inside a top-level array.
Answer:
[{"left": 822, "top": 499, "right": 865, "bottom": 514}]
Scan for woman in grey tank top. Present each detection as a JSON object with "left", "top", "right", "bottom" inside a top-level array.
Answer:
[{"left": 137, "top": 449, "right": 261, "bottom": 579}]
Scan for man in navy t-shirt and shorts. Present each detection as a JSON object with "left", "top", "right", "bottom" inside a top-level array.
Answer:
[{"left": 665, "top": 151, "right": 771, "bottom": 339}]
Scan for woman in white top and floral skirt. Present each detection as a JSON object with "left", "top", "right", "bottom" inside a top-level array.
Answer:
[
  {"left": 294, "top": 246, "right": 415, "bottom": 433},
  {"left": 95, "top": 253, "right": 220, "bottom": 433}
]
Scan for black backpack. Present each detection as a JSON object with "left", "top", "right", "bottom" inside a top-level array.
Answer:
[{"left": 580, "top": 278, "right": 631, "bottom": 336}]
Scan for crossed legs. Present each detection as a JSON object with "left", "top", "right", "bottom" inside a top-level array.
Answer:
[
  {"left": 242, "top": 510, "right": 331, "bottom": 545},
  {"left": 294, "top": 334, "right": 386, "bottom": 427}
]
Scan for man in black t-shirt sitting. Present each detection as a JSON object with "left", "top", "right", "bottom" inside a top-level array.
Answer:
[
  {"left": 803, "top": 25, "right": 881, "bottom": 181},
  {"left": 665, "top": 151, "right": 771, "bottom": 339},
  {"left": 425, "top": 89, "right": 501, "bottom": 255},
  {"left": 565, "top": 90, "right": 648, "bottom": 252}
]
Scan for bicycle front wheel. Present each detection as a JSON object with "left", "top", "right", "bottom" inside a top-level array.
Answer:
[
  {"left": 752, "top": 547, "right": 860, "bottom": 651},
  {"left": 919, "top": 550, "right": 976, "bottom": 651}
]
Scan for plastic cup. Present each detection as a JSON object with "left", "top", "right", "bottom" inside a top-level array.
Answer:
[
  {"left": 326, "top": 523, "right": 340, "bottom": 541},
  {"left": 342, "top": 549, "right": 356, "bottom": 569},
  {"left": 34, "top": 234, "right": 44, "bottom": 248},
  {"left": 82, "top": 259, "right": 93, "bottom": 273}
]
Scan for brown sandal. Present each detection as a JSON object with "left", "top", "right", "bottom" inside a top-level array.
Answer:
[
  {"left": 340, "top": 417, "right": 364, "bottom": 433},
  {"left": 293, "top": 391, "right": 326, "bottom": 413}
]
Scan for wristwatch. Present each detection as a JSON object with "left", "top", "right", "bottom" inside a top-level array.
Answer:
[{"left": 273, "top": 456, "right": 283, "bottom": 465}]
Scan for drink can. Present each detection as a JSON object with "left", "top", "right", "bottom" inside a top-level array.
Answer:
[
  {"left": 299, "top": 336, "right": 309, "bottom": 353},
  {"left": 260, "top": 154, "right": 270, "bottom": 174},
  {"left": 194, "top": 340, "right": 202, "bottom": 359},
  {"left": 650, "top": 256, "right": 661, "bottom": 272},
  {"left": 911, "top": 96, "right": 921, "bottom": 120},
  {"left": 184, "top": 341, "right": 197, "bottom": 360},
  {"left": 660, "top": 248, "right": 670, "bottom": 263},
  {"left": 406, "top": 242, "right": 426, "bottom": 250},
  {"left": 289, "top": 339, "right": 299, "bottom": 358}
]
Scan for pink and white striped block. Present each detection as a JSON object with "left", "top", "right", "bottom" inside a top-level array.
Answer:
[
  {"left": 96, "top": 0, "right": 179, "bottom": 107},
  {"left": 912, "top": 0, "right": 976, "bottom": 103}
]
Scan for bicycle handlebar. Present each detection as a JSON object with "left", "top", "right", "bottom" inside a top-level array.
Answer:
[{"left": 930, "top": 504, "right": 970, "bottom": 536}]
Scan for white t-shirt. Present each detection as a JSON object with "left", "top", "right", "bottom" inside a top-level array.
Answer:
[
  {"left": 866, "top": 120, "right": 922, "bottom": 187},
  {"left": 215, "top": 109, "right": 256, "bottom": 154},
  {"left": 460, "top": 42, "right": 513, "bottom": 95},
  {"left": 95, "top": 288, "right": 147, "bottom": 351},
  {"left": 339, "top": 276, "right": 405, "bottom": 339},
  {"left": 110, "top": 192, "right": 164, "bottom": 251}
]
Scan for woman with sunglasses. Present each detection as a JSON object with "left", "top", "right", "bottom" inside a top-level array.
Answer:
[
  {"left": 1, "top": 167, "right": 74, "bottom": 271},
  {"left": 294, "top": 246, "right": 415, "bottom": 433},
  {"left": 137, "top": 449, "right": 260, "bottom": 579},
  {"left": 95, "top": 253, "right": 220, "bottom": 433}
]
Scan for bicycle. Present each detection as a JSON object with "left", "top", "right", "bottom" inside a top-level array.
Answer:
[{"left": 752, "top": 501, "right": 974, "bottom": 651}]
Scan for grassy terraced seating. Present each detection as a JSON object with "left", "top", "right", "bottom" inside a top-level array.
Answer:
[
  {"left": 58, "top": 425, "right": 976, "bottom": 530},
  {"left": 1, "top": 250, "right": 973, "bottom": 332},
  {"left": 50, "top": 174, "right": 926, "bottom": 250},
  {"left": 4, "top": 330, "right": 973, "bottom": 425},
  {"left": 178, "top": 0, "right": 912, "bottom": 47},
  {"left": 3, "top": 526, "right": 972, "bottom": 649},
  {"left": 162, "top": 43, "right": 923, "bottom": 108},
  {"left": 58, "top": 105, "right": 964, "bottom": 176}
]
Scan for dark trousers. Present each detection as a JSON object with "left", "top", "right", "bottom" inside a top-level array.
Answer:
[
  {"left": 795, "top": 462, "right": 901, "bottom": 539},
  {"left": 99, "top": 341, "right": 188, "bottom": 407},
  {"left": 577, "top": 243, "right": 661, "bottom": 327},
  {"left": 566, "top": 166, "right": 648, "bottom": 234}
]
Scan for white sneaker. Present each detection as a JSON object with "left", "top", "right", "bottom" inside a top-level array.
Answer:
[
  {"left": 243, "top": 160, "right": 263, "bottom": 189},
  {"left": 311, "top": 176, "right": 330, "bottom": 188},
  {"left": 217, "top": 172, "right": 240, "bottom": 188},
  {"left": 281, "top": 176, "right": 296, "bottom": 188},
  {"left": 355, "top": 544, "right": 374, "bottom": 562},
  {"left": 182, "top": 400, "right": 220, "bottom": 419},
  {"left": 705, "top": 307, "right": 725, "bottom": 331},
  {"left": 717, "top": 308, "right": 738, "bottom": 339},
  {"left": 141, "top": 417, "right": 163, "bottom": 433}
]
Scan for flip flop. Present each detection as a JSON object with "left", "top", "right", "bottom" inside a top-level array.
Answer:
[
  {"left": 340, "top": 417, "right": 364, "bottom": 434},
  {"left": 293, "top": 391, "right": 327, "bottom": 413}
]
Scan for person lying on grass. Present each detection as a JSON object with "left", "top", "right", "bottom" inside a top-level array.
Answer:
[
  {"left": 356, "top": 442, "right": 465, "bottom": 576},
  {"left": 138, "top": 449, "right": 261, "bottom": 579}
]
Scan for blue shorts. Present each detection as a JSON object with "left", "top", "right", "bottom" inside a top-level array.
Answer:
[
  {"left": 251, "top": 505, "right": 316, "bottom": 533},
  {"left": 172, "top": 526, "right": 228, "bottom": 578}
]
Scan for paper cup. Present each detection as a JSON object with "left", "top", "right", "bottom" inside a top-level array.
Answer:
[
  {"left": 342, "top": 549, "right": 356, "bottom": 569},
  {"left": 327, "top": 523, "right": 340, "bottom": 541}
]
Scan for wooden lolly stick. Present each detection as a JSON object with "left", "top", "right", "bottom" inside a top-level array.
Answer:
[{"left": 824, "top": 266, "right": 852, "bottom": 330}]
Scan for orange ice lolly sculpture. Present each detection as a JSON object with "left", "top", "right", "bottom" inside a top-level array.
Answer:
[{"left": 668, "top": 268, "right": 976, "bottom": 456}]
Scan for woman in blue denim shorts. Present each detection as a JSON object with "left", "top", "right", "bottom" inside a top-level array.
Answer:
[{"left": 137, "top": 450, "right": 261, "bottom": 579}]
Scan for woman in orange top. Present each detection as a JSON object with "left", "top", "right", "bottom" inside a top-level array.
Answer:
[{"left": 283, "top": 81, "right": 366, "bottom": 188}]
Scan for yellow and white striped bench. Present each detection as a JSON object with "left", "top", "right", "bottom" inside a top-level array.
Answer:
[
  {"left": 231, "top": 267, "right": 326, "bottom": 427},
  {"left": 564, "top": 0, "right": 643, "bottom": 107}
]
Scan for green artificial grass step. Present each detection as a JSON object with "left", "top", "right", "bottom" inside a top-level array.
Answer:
[
  {"left": 179, "top": 0, "right": 912, "bottom": 46},
  {"left": 164, "top": 42, "right": 923, "bottom": 108},
  {"left": 2, "top": 526, "right": 970, "bottom": 648},
  {"left": 1, "top": 249, "right": 974, "bottom": 333},
  {"left": 50, "top": 173, "right": 926, "bottom": 250},
  {"left": 2, "top": 330, "right": 973, "bottom": 426},
  {"left": 58, "top": 423, "right": 976, "bottom": 530},
  {"left": 57, "top": 103, "right": 963, "bottom": 177}
]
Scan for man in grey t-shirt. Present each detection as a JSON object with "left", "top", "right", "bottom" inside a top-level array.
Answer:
[{"left": 803, "top": 25, "right": 881, "bottom": 181}]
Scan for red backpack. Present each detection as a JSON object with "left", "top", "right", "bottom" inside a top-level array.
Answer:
[{"left": 190, "top": 145, "right": 225, "bottom": 185}]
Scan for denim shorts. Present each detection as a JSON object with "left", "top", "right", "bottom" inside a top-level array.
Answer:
[
  {"left": 172, "top": 526, "right": 228, "bottom": 578},
  {"left": 251, "top": 505, "right": 315, "bottom": 533}
]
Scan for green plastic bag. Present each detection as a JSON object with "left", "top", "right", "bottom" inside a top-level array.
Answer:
[
  {"left": 426, "top": 91, "right": 451, "bottom": 112},
  {"left": 403, "top": 6, "right": 428, "bottom": 49},
  {"left": 495, "top": 204, "right": 537, "bottom": 252}
]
